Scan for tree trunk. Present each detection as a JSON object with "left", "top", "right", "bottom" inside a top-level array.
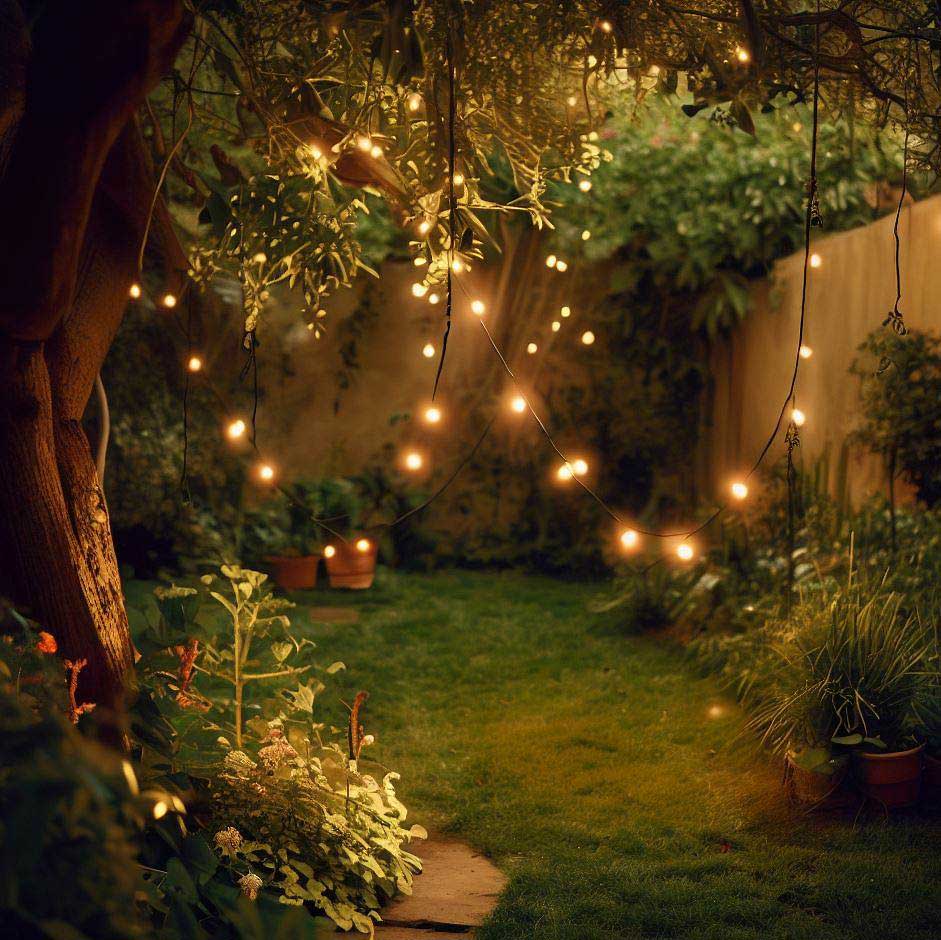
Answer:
[{"left": 0, "top": 1, "right": 189, "bottom": 722}]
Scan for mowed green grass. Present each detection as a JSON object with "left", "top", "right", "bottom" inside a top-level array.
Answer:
[{"left": 127, "top": 570, "right": 941, "bottom": 940}]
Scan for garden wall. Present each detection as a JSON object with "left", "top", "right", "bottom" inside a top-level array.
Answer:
[{"left": 708, "top": 192, "right": 941, "bottom": 503}]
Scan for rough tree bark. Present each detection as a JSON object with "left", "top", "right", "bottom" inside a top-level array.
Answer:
[{"left": 0, "top": 1, "right": 188, "bottom": 723}]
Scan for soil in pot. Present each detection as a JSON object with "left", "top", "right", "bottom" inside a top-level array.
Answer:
[
  {"left": 265, "top": 554, "right": 319, "bottom": 591},
  {"left": 854, "top": 744, "right": 924, "bottom": 809},
  {"left": 324, "top": 538, "right": 378, "bottom": 590}
]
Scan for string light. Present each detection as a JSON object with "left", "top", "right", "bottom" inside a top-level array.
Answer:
[
  {"left": 560, "top": 305, "right": 571, "bottom": 318},
  {"left": 423, "top": 405, "right": 442, "bottom": 424},
  {"left": 552, "top": 321, "right": 561, "bottom": 332},
  {"left": 555, "top": 260, "right": 568, "bottom": 272},
  {"left": 581, "top": 230, "right": 591, "bottom": 241},
  {"left": 578, "top": 179, "right": 592, "bottom": 193},
  {"left": 567, "top": 94, "right": 578, "bottom": 106},
  {"left": 471, "top": 299, "right": 486, "bottom": 315},
  {"left": 411, "top": 282, "right": 428, "bottom": 298},
  {"left": 730, "top": 481, "right": 749, "bottom": 500},
  {"left": 799, "top": 344, "right": 813, "bottom": 359},
  {"left": 418, "top": 220, "right": 431, "bottom": 235},
  {"left": 792, "top": 121, "right": 803, "bottom": 133},
  {"left": 407, "top": 92, "right": 422, "bottom": 111},
  {"left": 546, "top": 254, "right": 558, "bottom": 268},
  {"left": 404, "top": 451, "right": 423, "bottom": 471},
  {"left": 810, "top": 252, "right": 822, "bottom": 268},
  {"left": 370, "top": 144, "right": 383, "bottom": 159},
  {"left": 162, "top": 293, "right": 177, "bottom": 309},
  {"left": 451, "top": 258, "right": 465, "bottom": 273},
  {"left": 187, "top": 355, "right": 203, "bottom": 373},
  {"left": 452, "top": 172, "right": 464, "bottom": 187},
  {"left": 226, "top": 419, "right": 246, "bottom": 440},
  {"left": 324, "top": 545, "right": 336, "bottom": 558},
  {"left": 527, "top": 342, "right": 538, "bottom": 354},
  {"left": 581, "top": 330, "right": 595, "bottom": 345},
  {"left": 414, "top": 256, "right": 427, "bottom": 266},
  {"left": 129, "top": 283, "right": 141, "bottom": 299},
  {"left": 620, "top": 528, "right": 640, "bottom": 550},
  {"left": 572, "top": 458, "right": 588, "bottom": 476},
  {"left": 422, "top": 342, "right": 436, "bottom": 358},
  {"left": 309, "top": 144, "right": 323, "bottom": 160},
  {"left": 356, "top": 538, "right": 371, "bottom": 552},
  {"left": 735, "top": 46, "right": 751, "bottom": 63},
  {"left": 599, "top": 19, "right": 613, "bottom": 33},
  {"left": 510, "top": 395, "right": 527, "bottom": 413},
  {"left": 428, "top": 292, "right": 440, "bottom": 304},
  {"left": 357, "top": 135, "right": 372, "bottom": 151},
  {"left": 791, "top": 407, "right": 806, "bottom": 427},
  {"left": 257, "top": 463, "right": 276, "bottom": 483},
  {"left": 676, "top": 542, "right": 695, "bottom": 561},
  {"left": 557, "top": 462, "right": 574, "bottom": 481}
]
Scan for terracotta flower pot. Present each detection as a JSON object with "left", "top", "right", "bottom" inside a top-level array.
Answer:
[
  {"left": 854, "top": 744, "right": 924, "bottom": 809},
  {"left": 324, "top": 538, "right": 377, "bottom": 590},
  {"left": 265, "top": 554, "right": 319, "bottom": 591},
  {"left": 923, "top": 752, "right": 941, "bottom": 803},
  {"left": 785, "top": 754, "right": 851, "bottom": 809}
]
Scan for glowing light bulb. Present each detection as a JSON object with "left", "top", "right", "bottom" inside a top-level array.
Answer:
[
  {"left": 527, "top": 342, "right": 538, "bottom": 354},
  {"left": 422, "top": 342, "right": 436, "bottom": 358},
  {"left": 620, "top": 528, "right": 640, "bottom": 550},
  {"left": 428, "top": 293, "right": 440, "bottom": 304},
  {"left": 731, "top": 481, "right": 749, "bottom": 501},
  {"left": 708, "top": 704, "right": 724, "bottom": 719},
  {"left": 411, "top": 282, "right": 428, "bottom": 298},
  {"left": 810, "top": 253, "right": 822, "bottom": 269},
  {"left": 557, "top": 463, "right": 574, "bottom": 481},
  {"left": 257, "top": 463, "right": 275, "bottom": 482},
  {"left": 552, "top": 321, "right": 561, "bottom": 332},
  {"left": 162, "top": 293, "right": 177, "bottom": 309},
  {"left": 567, "top": 95, "right": 578, "bottom": 106},
  {"left": 414, "top": 255, "right": 427, "bottom": 266},
  {"left": 226, "top": 419, "right": 246, "bottom": 440},
  {"left": 370, "top": 144, "right": 383, "bottom": 158},
  {"left": 555, "top": 260, "right": 568, "bottom": 272},
  {"left": 129, "top": 283, "right": 141, "bottom": 299},
  {"left": 582, "top": 230, "right": 592, "bottom": 241},
  {"left": 324, "top": 544, "right": 336, "bottom": 558},
  {"left": 471, "top": 299, "right": 486, "bottom": 315},
  {"left": 599, "top": 19, "right": 613, "bottom": 33},
  {"left": 418, "top": 220, "right": 431, "bottom": 235},
  {"left": 792, "top": 121, "right": 803, "bottom": 133},
  {"left": 187, "top": 355, "right": 202, "bottom": 373},
  {"left": 546, "top": 254, "right": 558, "bottom": 268},
  {"left": 511, "top": 395, "right": 526, "bottom": 414},
  {"left": 677, "top": 543, "right": 695, "bottom": 562},
  {"left": 572, "top": 458, "right": 588, "bottom": 476},
  {"left": 452, "top": 173, "right": 464, "bottom": 187},
  {"left": 736, "top": 46, "right": 750, "bottom": 63},
  {"left": 424, "top": 406, "right": 442, "bottom": 424},
  {"left": 579, "top": 179, "right": 592, "bottom": 193},
  {"left": 799, "top": 344, "right": 813, "bottom": 359},
  {"left": 451, "top": 258, "right": 464, "bottom": 273},
  {"left": 581, "top": 330, "right": 595, "bottom": 345},
  {"left": 408, "top": 92, "right": 422, "bottom": 111},
  {"left": 356, "top": 538, "right": 371, "bottom": 552},
  {"left": 357, "top": 135, "right": 372, "bottom": 151},
  {"left": 309, "top": 144, "right": 323, "bottom": 160},
  {"left": 561, "top": 305, "right": 571, "bottom": 318},
  {"left": 404, "top": 451, "right": 423, "bottom": 471},
  {"left": 791, "top": 408, "right": 806, "bottom": 427}
]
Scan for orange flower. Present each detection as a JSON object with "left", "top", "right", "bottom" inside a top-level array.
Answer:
[{"left": 36, "top": 632, "right": 57, "bottom": 655}]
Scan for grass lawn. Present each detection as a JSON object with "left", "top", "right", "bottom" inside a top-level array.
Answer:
[{"left": 127, "top": 570, "right": 941, "bottom": 940}]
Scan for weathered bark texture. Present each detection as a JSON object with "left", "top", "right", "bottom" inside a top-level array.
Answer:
[{"left": 0, "top": 1, "right": 188, "bottom": 723}]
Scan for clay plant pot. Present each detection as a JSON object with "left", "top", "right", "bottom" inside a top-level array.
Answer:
[
  {"left": 324, "top": 538, "right": 378, "bottom": 590},
  {"left": 265, "top": 554, "right": 319, "bottom": 591},
  {"left": 785, "top": 753, "right": 851, "bottom": 810},
  {"left": 854, "top": 744, "right": 924, "bottom": 809},
  {"left": 923, "top": 752, "right": 941, "bottom": 803}
]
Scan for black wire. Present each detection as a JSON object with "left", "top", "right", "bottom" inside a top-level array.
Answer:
[{"left": 180, "top": 293, "right": 192, "bottom": 502}]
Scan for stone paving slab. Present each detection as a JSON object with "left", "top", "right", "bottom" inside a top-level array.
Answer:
[
  {"left": 335, "top": 836, "right": 506, "bottom": 937},
  {"left": 308, "top": 606, "right": 361, "bottom": 623}
]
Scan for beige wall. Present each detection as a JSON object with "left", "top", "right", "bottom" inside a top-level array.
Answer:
[{"left": 709, "top": 193, "right": 941, "bottom": 503}]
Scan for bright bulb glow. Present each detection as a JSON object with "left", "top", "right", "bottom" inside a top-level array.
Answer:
[
  {"left": 226, "top": 419, "right": 246, "bottom": 440},
  {"left": 357, "top": 136, "right": 372, "bottom": 151},
  {"left": 599, "top": 19, "right": 613, "bottom": 33},
  {"left": 428, "top": 292, "right": 440, "bottom": 304},
  {"left": 552, "top": 321, "right": 561, "bottom": 332},
  {"left": 418, "top": 220, "right": 431, "bottom": 235},
  {"left": 527, "top": 342, "right": 538, "bottom": 354},
  {"left": 810, "top": 253, "right": 822, "bottom": 269},
  {"left": 555, "top": 260, "right": 568, "bottom": 273},
  {"left": 451, "top": 258, "right": 464, "bottom": 273},
  {"left": 561, "top": 305, "right": 571, "bottom": 318},
  {"left": 708, "top": 704, "right": 725, "bottom": 718},
  {"left": 677, "top": 543, "right": 695, "bottom": 562},
  {"left": 557, "top": 463, "right": 574, "bottom": 481},
  {"left": 792, "top": 121, "right": 803, "bottom": 133},
  {"left": 731, "top": 481, "right": 749, "bottom": 501},
  {"left": 404, "top": 451, "right": 423, "bottom": 471},
  {"left": 471, "top": 299, "right": 485, "bottom": 315},
  {"left": 129, "top": 283, "right": 141, "bottom": 299},
  {"left": 356, "top": 538, "right": 371, "bottom": 552},
  {"left": 414, "top": 256, "right": 427, "bottom": 266},
  {"left": 452, "top": 173, "right": 464, "bottom": 187},
  {"left": 736, "top": 46, "right": 750, "bottom": 63},
  {"left": 324, "top": 544, "right": 336, "bottom": 558},
  {"left": 581, "top": 331, "right": 595, "bottom": 346},
  {"left": 582, "top": 230, "right": 591, "bottom": 240},
  {"left": 546, "top": 254, "right": 557, "bottom": 268},
  {"left": 567, "top": 94, "right": 578, "bottom": 106},
  {"left": 422, "top": 342, "right": 436, "bottom": 358},
  {"left": 424, "top": 406, "right": 442, "bottom": 424},
  {"left": 187, "top": 355, "right": 202, "bottom": 373},
  {"left": 792, "top": 408, "right": 806, "bottom": 427},
  {"left": 511, "top": 395, "right": 526, "bottom": 414},
  {"left": 407, "top": 92, "right": 422, "bottom": 111},
  {"left": 257, "top": 463, "right": 275, "bottom": 482},
  {"left": 572, "top": 458, "right": 588, "bottom": 476},
  {"left": 579, "top": 179, "right": 592, "bottom": 193},
  {"left": 799, "top": 344, "right": 813, "bottom": 359},
  {"left": 620, "top": 528, "right": 640, "bottom": 550},
  {"left": 411, "top": 283, "right": 428, "bottom": 298},
  {"left": 370, "top": 144, "right": 383, "bottom": 158},
  {"left": 309, "top": 144, "right": 323, "bottom": 160},
  {"left": 162, "top": 293, "right": 177, "bottom": 308}
]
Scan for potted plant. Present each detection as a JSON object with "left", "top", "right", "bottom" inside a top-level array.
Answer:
[{"left": 242, "top": 491, "right": 322, "bottom": 591}]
